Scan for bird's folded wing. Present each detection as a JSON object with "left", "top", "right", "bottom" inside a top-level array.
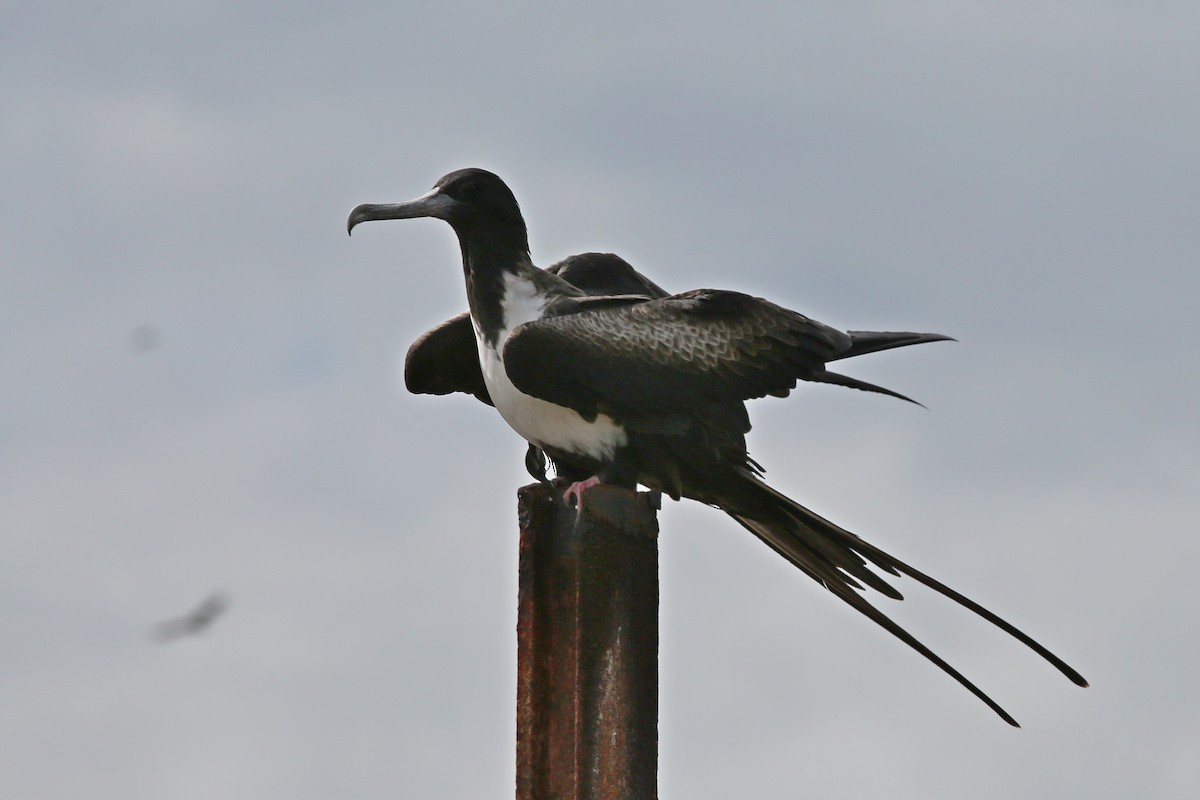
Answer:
[
  {"left": 502, "top": 289, "right": 851, "bottom": 420},
  {"left": 547, "top": 252, "right": 671, "bottom": 298},
  {"left": 404, "top": 312, "right": 493, "bottom": 406},
  {"left": 404, "top": 254, "right": 670, "bottom": 407}
]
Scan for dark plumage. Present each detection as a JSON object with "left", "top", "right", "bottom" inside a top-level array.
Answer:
[
  {"left": 348, "top": 168, "right": 1087, "bottom": 725},
  {"left": 404, "top": 253, "right": 669, "bottom": 409},
  {"left": 405, "top": 253, "right": 670, "bottom": 482}
]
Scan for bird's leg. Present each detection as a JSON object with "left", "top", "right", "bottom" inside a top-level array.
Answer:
[{"left": 562, "top": 475, "right": 602, "bottom": 512}]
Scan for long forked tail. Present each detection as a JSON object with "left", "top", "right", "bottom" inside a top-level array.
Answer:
[{"left": 722, "top": 469, "right": 1088, "bottom": 727}]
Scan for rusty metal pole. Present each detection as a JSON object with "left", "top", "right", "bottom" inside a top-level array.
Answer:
[{"left": 516, "top": 482, "right": 660, "bottom": 800}]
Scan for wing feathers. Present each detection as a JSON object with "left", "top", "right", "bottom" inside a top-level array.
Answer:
[
  {"left": 503, "top": 289, "right": 859, "bottom": 419},
  {"left": 404, "top": 312, "right": 492, "bottom": 406},
  {"left": 837, "top": 330, "right": 956, "bottom": 361}
]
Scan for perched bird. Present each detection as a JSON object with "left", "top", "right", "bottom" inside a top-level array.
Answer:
[
  {"left": 151, "top": 592, "right": 229, "bottom": 641},
  {"left": 348, "top": 168, "right": 1087, "bottom": 725}
]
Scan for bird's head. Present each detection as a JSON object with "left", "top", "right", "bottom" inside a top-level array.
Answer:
[{"left": 347, "top": 168, "right": 526, "bottom": 241}]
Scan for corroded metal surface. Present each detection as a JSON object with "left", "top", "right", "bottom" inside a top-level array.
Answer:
[{"left": 516, "top": 483, "right": 660, "bottom": 800}]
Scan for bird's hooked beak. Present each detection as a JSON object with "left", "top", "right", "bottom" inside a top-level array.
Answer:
[{"left": 346, "top": 187, "right": 460, "bottom": 235}]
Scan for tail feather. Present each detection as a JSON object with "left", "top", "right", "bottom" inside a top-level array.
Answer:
[
  {"left": 835, "top": 331, "right": 956, "bottom": 362},
  {"left": 809, "top": 370, "right": 926, "bottom": 407},
  {"left": 813, "top": 330, "right": 955, "bottom": 406},
  {"left": 722, "top": 469, "right": 1087, "bottom": 726}
]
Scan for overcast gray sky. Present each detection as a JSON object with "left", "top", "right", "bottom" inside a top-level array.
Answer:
[{"left": 3, "top": 2, "right": 1197, "bottom": 798}]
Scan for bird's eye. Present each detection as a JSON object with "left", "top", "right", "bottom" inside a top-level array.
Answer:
[{"left": 445, "top": 177, "right": 480, "bottom": 202}]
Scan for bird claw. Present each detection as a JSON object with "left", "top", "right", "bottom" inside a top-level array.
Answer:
[{"left": 562, "top": 475, "right": 602, "bottom": 513}]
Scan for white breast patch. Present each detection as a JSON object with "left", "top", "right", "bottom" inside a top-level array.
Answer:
[{"left": 475, "top": 273, "right": 628, "bottom": 460}]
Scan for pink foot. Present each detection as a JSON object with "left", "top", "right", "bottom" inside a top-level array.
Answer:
[{"left": 562, "top": 475, "right": 602, "bottom": 511}]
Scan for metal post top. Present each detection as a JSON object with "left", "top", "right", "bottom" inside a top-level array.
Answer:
[{"left": 518, "top": 482, "right": 660, "bottom": 539}]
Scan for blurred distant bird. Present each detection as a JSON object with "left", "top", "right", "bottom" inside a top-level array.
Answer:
[
  {"left": 152, "top": 593, "right": 229, "bottom": 641},
  {"left": 129, "top": 324, "right": 161, "bottom": 353},
  {"left": 348, "top": 168, "right": 1087, "bottom": 725}
]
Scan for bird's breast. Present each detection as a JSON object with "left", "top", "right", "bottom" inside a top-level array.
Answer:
[{"left": 473, "top": 274, "right": 627, "bottom": 461}]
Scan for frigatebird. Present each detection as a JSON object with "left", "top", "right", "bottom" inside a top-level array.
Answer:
[{"left": 348, "top": 168, "right": 1087, "bottom": 725}]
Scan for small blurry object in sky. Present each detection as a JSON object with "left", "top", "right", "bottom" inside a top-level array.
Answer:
[
  {"left": 130, "top": 324, "right": 161, "bottom": 353},
  {"left": 151, "top": 592, "right": 229, "bottom": 642}
]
